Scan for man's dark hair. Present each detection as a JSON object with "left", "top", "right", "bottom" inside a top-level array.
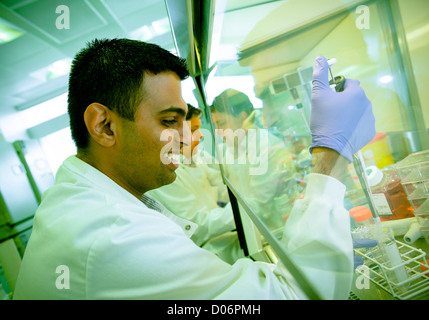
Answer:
[
  {"left": 210, "top": 89, "right": 254, "bottom": 118},
  {"left": 186, "top": 104, "right": 202, "bottom": 120},
  {"left": 68, "top": 38, "right": 189, "bottom": 149}
]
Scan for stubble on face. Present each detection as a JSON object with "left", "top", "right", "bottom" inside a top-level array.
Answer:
[{"left": 114, "top": 72, "right": 188, "bottom": 197}]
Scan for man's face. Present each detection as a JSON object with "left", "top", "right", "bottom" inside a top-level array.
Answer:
[
  {"left": 212, "top": 111, "right": 246, "bottom": 148},
  {"left": 212, "top": 112, "right": 244, "bottom": 131},
  {"left": 115, "top": 71, "right": 188, "bottom": 195},
  {"left": 182, "top": 115, "right": 202, "bottom": 158}
]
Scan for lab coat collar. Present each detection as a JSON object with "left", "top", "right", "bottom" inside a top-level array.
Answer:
[
  {"left": 61, "top": 155, "right": 141, "bottom": 205},
  {"left": 63, "top": 156, "right": 198, "bottom": 238},
  {"left": 141, "top": 194, "right": 198, "bottom": 238}
]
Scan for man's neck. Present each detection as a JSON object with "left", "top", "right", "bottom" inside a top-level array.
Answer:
[{"left": 76, "top": 149, "right": 143, "bottom": 199}]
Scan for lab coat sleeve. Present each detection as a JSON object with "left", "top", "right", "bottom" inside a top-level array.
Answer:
[
  {"left": 204, "top": 164, "right": 230, "bottom": 203},
  {"left": 248, "top": 147, "right": 296, "bottom": 205},
  {"left": 86, "top": 207, "right": 296, "bottom": 299},
  {"left": 276, "top": 173, "right": 354, "bottom": 300},
  {"left": 148, "top": 186, "right": 236, "bottom": 246}
]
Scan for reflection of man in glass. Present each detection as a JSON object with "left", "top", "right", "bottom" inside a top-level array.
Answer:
[
  {"left": 212, "top": 90, "right": 257, "bottom": 130},
  {"left": 181, "top": 104, "right": 203, "bottom": 162},
  {"left": 211, "top": 89, "right": 299, "bottom": 233}
]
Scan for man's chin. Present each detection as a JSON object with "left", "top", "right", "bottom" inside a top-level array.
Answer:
[{"left": 162, "top": 171, "right": 177, "bottom": 186}]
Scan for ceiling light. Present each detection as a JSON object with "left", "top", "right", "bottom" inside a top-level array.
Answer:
[
  {"left": 130, "top": 25, "right": 152, "bottom": 41},
  {"left": 0, "top": 18, "right": 23, "bottom": 44},
  {"left": 130, "top": 17, "right": 171, "bottom": 41},
  {"left": 48, "top": 59, "right": 72, "bottom": 77},
  {"left": 379, "top": 75, "right": 393, "bottom": 84},
  {"left": 29, "top": 58, "right": 72, "bottom": 82},
  {"left": 151, "top": 17, "right": 170, "bottom": 36}
]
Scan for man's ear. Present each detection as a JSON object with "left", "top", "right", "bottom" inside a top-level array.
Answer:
[{"left": 83, "top": 103, "right": 117, "bottom": 147}]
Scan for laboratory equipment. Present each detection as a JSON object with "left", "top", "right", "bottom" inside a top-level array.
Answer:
[
  {"left": 355, "top": 240, "right": 429, "bottom": 299},
  {"left": 350, "top": 206, "right": 376, "bottom": 240},
  {"left": 286, "top": 72, "right": 310, "bottom": 131},
  {"left": 327, "top": 58, "right": 379, "bottom": 220},
  {"left": 377, "top": 227, "right": 410, "bottom": 291},
  {"left": 394, "top": 150, "right": 429, "bottom": 181},
  {"left": 381, "top": 217, "right": 423, "bottom": 244},
  {"left": 327, "top": 58, "right": 345, "bottom": 92},
  {"left": 394, "top": 150, "right": 429, "bottom": 244},
  {"left": 361, "top": 133, "right": 395, "bottom": 169},
  {"left": 403, "top": 220, "right": 423, "bottom": 244},
  {"left": 414, "top": 199, "right": 429, "bottom": 245},
  {"left": 350, "top": 206, "right": 410, "bottom": 292},
  {"left": 269, "top": 70, "right": 311, "bottom": 132},
  {"left": 167, "top": 0, "right": 429, "bottom": 300},
  {"left": 366, "top": 165, "right": 414, "bottom": 221},
  {"left": 395, "top": 151, "right": 429, "bottom": 212}
]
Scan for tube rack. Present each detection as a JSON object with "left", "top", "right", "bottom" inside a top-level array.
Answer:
[{"left": 354, "top": 240, "right": 429, "bottom": 300}]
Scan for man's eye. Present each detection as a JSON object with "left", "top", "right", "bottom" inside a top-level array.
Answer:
[{"left": 162, "top": 119, "right": 177, "bottom": 126}]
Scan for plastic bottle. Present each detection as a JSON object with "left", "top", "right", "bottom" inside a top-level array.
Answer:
[
  {"left": 349, "top": 206, "right": 379, "bottom": 266},
  {"left": 366, "top": 165, "right": 414, "bottom": 222},
  {"left": 350, "top": 206, "right": 376, "bottom": 239},
  {"left": 361, "top": 132, "right": 394, "bottom": 169}
]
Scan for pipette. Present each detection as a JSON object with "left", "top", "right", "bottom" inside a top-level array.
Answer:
[
  {"left": 327, "top": 58, "right": 345, "bottom": 93},
  {"left": 327, "top": 58, "right": 336, "bottom": 82},
  {"left": 327, "top": 58, "right": 379, "bottom": 221},
  {"left": 328, "top": 60, "right": 409, "bottom": 287}
]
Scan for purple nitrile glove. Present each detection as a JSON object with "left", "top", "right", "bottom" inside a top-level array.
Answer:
[
  {"left": 353, "top": 238, "right": 378, "bottom": 269},
  {"left": 309, "top": 56, "right": 376, "bottom": 162}
]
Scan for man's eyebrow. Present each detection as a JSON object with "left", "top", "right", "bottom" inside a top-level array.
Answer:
[{"left": 157, "top": 107, "right": 186, "bottom": 117}]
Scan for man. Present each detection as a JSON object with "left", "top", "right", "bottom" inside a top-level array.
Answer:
[
  {"left": 146, "top": 105, "right": 243, "bottom": 264},
  {"left": 211, "top": 89, "right": 299, "bottom": 232},
  {"left": 181, "top": 105, "right": 206, "bottom": 162},
  {"left": 14, "top": 39, "right": 375, "bottom": 299}
]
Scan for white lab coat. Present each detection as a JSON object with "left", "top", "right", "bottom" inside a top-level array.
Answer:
[
  {"left": 14, "top": 155, "right": 353, "bottom": 300},
  {"left": 146, "top": 153, "right": 243, "bottom": 264},
  {"left": 218, "top": 130, "right": 299, "bottom": 231},
  {"left": 147, "top": 152, "right": 233, "bottom": 246}
]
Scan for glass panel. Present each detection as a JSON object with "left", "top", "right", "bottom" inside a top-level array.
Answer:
[
  {"left": 204, "top": 0, "right": 429, "bottom": 297},
  {"left": 398, "top": 0, "right": 429, "bottom": 129}
]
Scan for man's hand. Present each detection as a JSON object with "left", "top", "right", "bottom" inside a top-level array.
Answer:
[{"left": 309, "top": 56, "right": 376, "bottom": 163}]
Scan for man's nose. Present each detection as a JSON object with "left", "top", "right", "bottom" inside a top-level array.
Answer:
[
  {"left": 194, "top": 129, "right": 203, "bottom": 143},
  {"left": 180, "top": 120, "right": 192, "bottom": 147}
]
